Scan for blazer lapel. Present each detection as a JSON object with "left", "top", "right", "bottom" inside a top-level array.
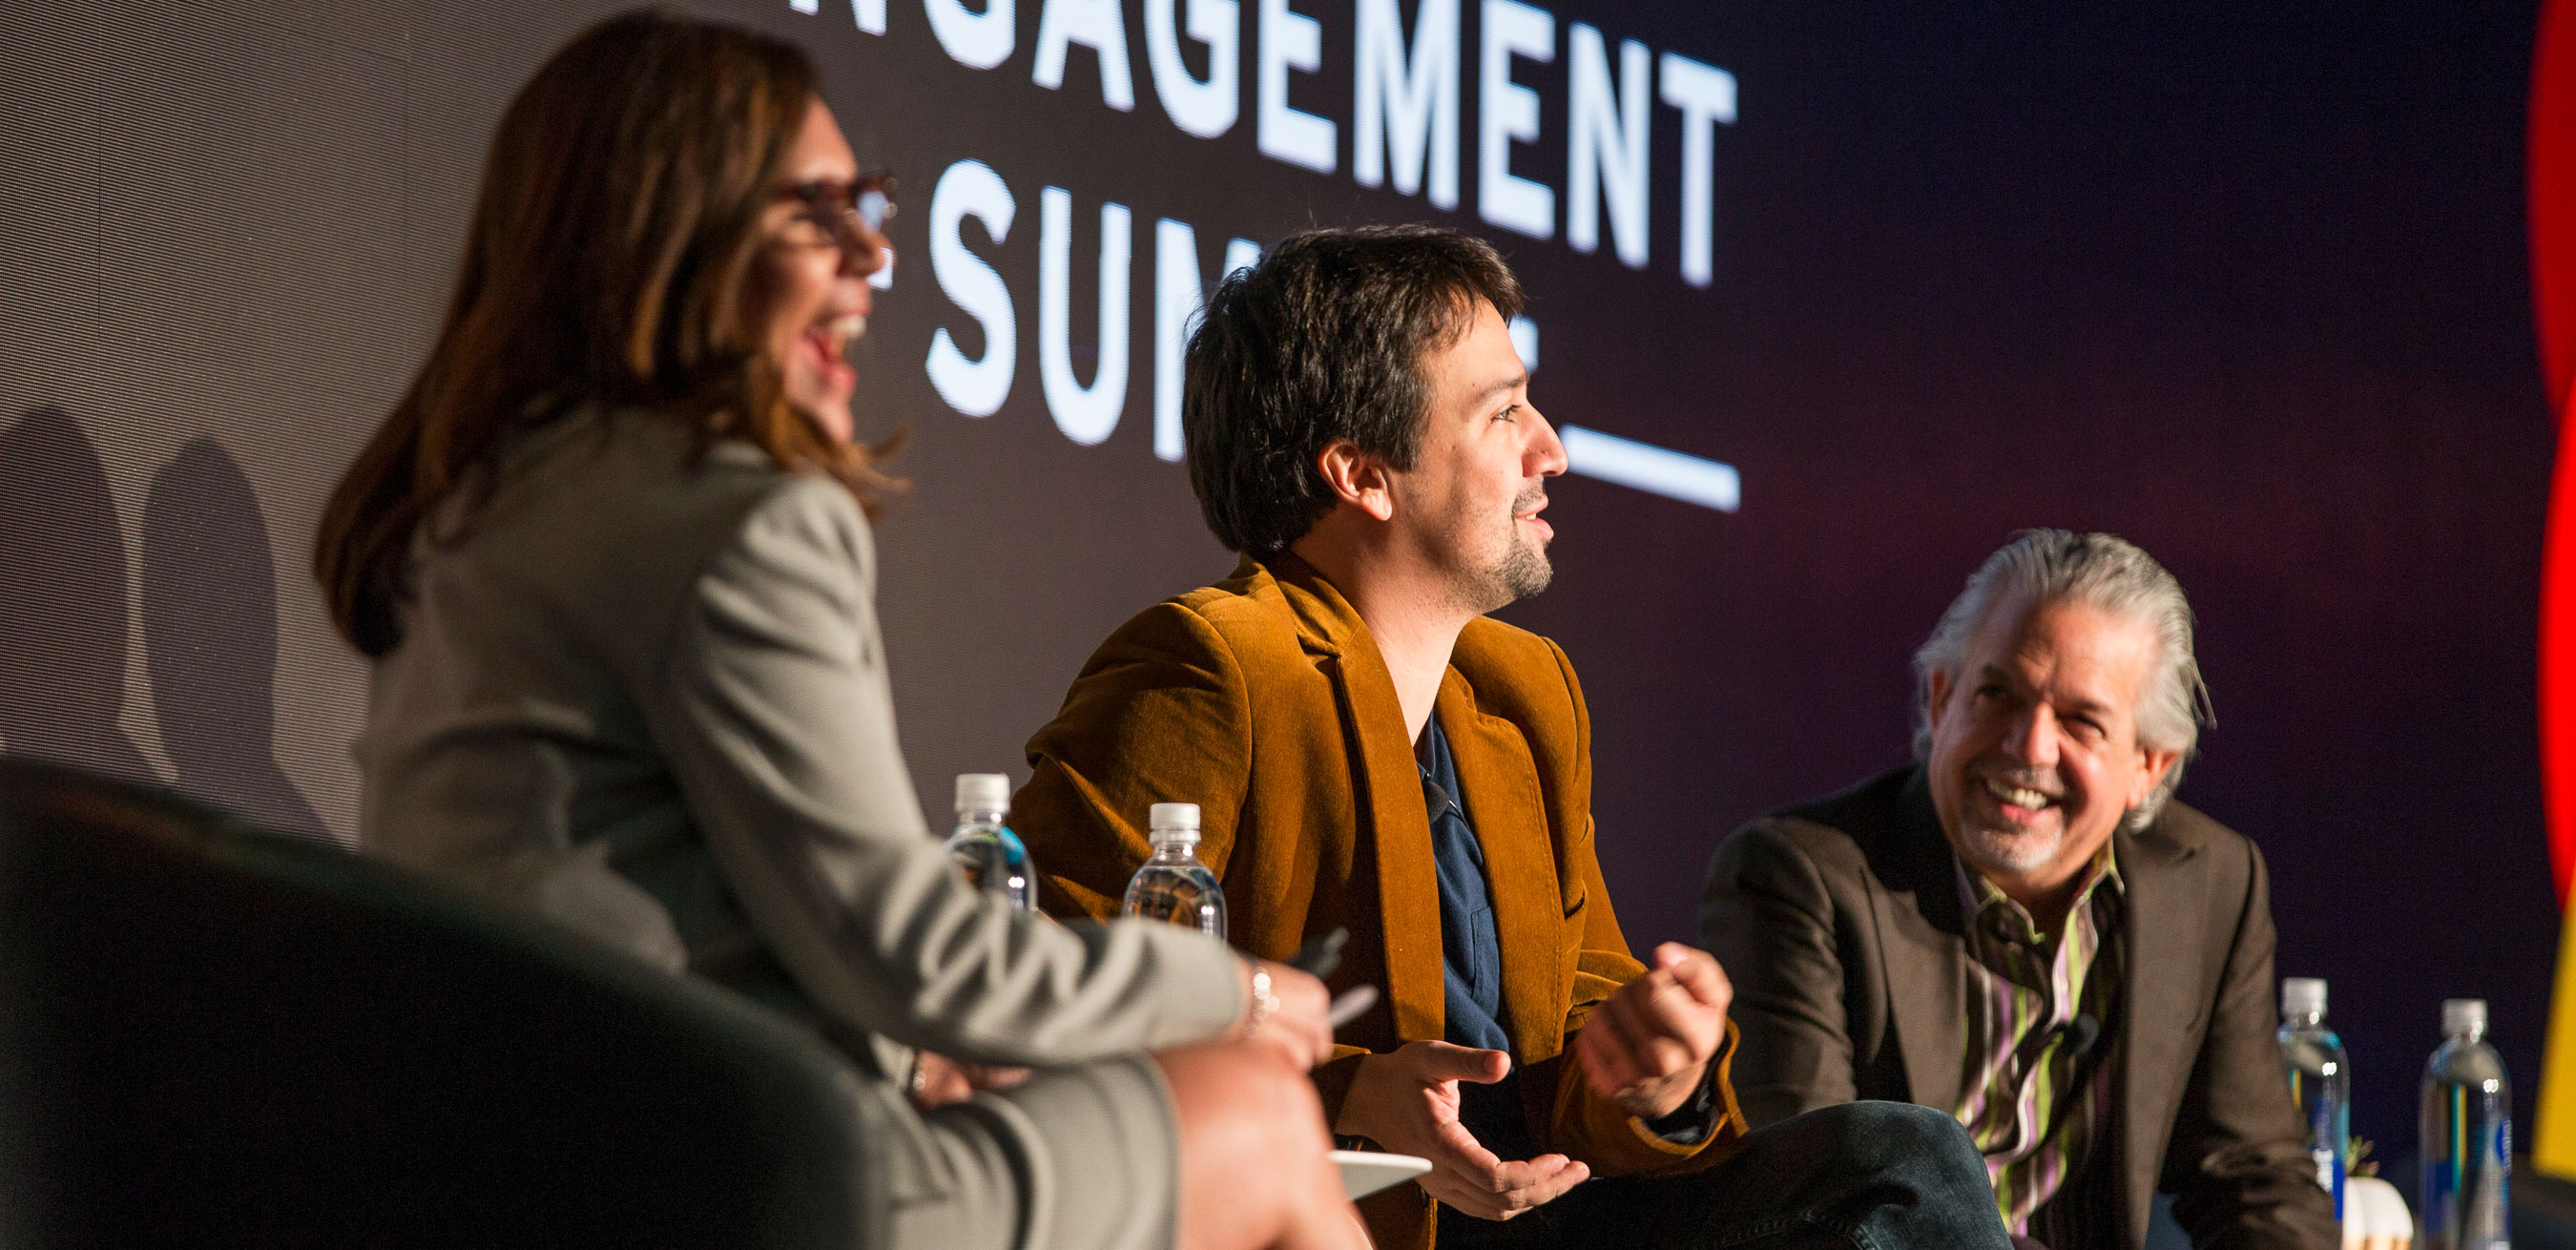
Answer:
[
  {"left": 1872, "top": 775, "right": 1970, "bottom": 1114},
  {"left": 2116, "top": 819, "right": 2206, "bottom": 1243},
  {"left": 1269, "top": 555, "right": 1447, "bottom": 1044},
  {"left": 1434, "top": 671, "right": 1565, "bottom": 1062}
]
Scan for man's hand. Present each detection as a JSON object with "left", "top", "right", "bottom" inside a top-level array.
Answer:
[
  {"left": 1574, "top": 943, "right": 1730, "bottom": 1120},
  {"left": 1334, "top": 1040, "right": 1590, "bottom": 1220}
]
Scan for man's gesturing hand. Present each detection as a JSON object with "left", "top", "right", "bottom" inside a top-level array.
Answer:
[
  {"left": 1574, "top": 943, "right": 1731, "bottom": 1120},
  {"left": 1334, "top": 1040, "right": 1589, "bottom": 1220}
]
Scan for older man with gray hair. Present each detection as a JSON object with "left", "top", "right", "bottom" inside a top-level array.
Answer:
[{"left": 1699, "top": 531, "right": 2337, "bottom": 1250}]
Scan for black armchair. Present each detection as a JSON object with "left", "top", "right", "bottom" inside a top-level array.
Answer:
[{"left": 0, "top": 759, "right": 881, "bottom": 1248}]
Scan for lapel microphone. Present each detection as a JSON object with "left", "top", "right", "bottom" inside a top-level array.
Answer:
[{"left": 2056, "top": 1012, "right": 2101, "bottom": 1059}]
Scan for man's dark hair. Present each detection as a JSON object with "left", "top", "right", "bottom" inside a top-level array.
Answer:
[{"left": 1183, "top": 225, "right": 1525, "bottom": 556}]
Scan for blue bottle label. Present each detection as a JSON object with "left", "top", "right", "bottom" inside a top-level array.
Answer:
[{"left": 2313, "top": 1147, "right": 2345, "bottom": 1219}]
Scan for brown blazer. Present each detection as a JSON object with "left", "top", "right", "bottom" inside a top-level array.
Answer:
[
  {"left": 1015, "top": 553, "right": 1747, "bottom": 1250},
  {"left": 1699, "top": 766, "right": 2338, "bottom": 1250}
]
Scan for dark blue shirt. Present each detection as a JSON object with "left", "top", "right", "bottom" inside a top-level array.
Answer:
[
  {"left": 1418, "top": 713, "right": 1510, "bottom": 1054},
  {"left": 1418, "top": 714, "right": 1537, "bottom": 1159},
  {"left": 1419, "top": 712, "right": 1717, "bottom": 1152}
]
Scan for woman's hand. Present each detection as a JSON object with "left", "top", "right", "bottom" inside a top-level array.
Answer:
[
  {"left": 908, "top": 1052, "right": 1032, "bottom": 1109},
  {"left": 1237, "top": 956, "right": 1334, "bottom": 1069}
]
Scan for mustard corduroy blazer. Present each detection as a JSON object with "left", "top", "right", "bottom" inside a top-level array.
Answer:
[{"left": 1014, "top": 553, "right": 1747, "bottom": 1249}]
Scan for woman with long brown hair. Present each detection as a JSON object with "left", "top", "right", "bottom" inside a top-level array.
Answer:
[{"left": 317, "top": 13, "right": 1362, "bottom": 1250}]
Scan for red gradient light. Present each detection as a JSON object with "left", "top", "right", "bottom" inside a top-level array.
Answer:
[{"left": 2533, "top": 0, "right": 2576, "bottom": 905}]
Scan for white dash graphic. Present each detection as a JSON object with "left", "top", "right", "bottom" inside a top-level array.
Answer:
[{"left": 1560, "top": 426, "right": 1741, "bottom": 513}]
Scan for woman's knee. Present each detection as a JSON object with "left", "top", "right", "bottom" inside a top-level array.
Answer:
[
  {"left": 1157, "top": 1041, "right": 1348, "bottom": 1250},
  {"left": 1155, "top": 1040, "right": 1332, "bottom": 1158}
]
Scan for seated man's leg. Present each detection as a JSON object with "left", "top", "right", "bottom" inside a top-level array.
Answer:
[
  {"left": 1439, "top": 1101, "right": 2009, "bottom": 1250},
  {"left": 1641, "top": 1101, "right": 2009, "bottom": 1249}
]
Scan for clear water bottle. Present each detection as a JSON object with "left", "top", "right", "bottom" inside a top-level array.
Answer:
[
  {"left": 1120, "top": 802, "right": 1225, "bottom": 939},
  {"left": 944, "top": 773, "right": 1034, "bottom": 910},
  {"left": 2278, "top": 977, "right": 2349, "bottom": 1219},
  {"left": 2420, "top": 997, "right": 2511, "bottom": 1250}
]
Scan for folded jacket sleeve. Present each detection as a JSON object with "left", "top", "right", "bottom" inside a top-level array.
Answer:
[
  {"left": 1541, "top": 826, "right": 1748, "bottom": 1174},
  {"left": 1537, "top": 638, "right": 1748, "bottom": 1175},
  {"left": 634, "top": 477, "right": 1244, "bottom": 1066}
]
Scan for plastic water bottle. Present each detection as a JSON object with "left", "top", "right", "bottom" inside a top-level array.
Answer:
[
  {"left": 2278, "top": 977, "right": 2349, "bottom": 1219},
  {"left": 1120, "top": 802, "right": 1225, "bottom": 939},
  {"left": 2420, "top": 998, "right": 2511, "bottom": 1250},
  {"left": 944, "top": 773, "right": 1034, "bottom": 910}
]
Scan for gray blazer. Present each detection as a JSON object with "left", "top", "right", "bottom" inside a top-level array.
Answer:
[
  {"left": 359, "top": 406, "right": 1241, "bottom": 1074},
  {"left": 1700, "top": 766, "right": 2337, "bottom": 1250}
]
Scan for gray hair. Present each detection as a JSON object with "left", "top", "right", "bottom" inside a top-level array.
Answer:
[{"left": 1910, "top": 530, "right": 2213, "bottom": 829}]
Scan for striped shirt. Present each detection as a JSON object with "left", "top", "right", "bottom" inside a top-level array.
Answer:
[{"left": 1952, "top": 846, "right": 2124, "bottom": 1245}]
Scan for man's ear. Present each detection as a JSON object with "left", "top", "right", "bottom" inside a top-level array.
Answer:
[
  {"left": 2130, "top": 744, "right": 2181, "bottom": 810},
  {"left": 1315, "top": 440, "right": 1396, "bottom": 523},
  {"left": 1925, "top": 668, "right": 1954, "bottom": 733}
]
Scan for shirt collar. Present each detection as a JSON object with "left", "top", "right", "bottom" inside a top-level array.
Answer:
[{"left": 1957, "top": 842, "right": 2123, "bottom": 948}]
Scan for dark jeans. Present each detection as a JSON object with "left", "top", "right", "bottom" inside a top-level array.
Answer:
[{"left": 1434, "top": 1101, "right": 2012, "bottom": 1250}]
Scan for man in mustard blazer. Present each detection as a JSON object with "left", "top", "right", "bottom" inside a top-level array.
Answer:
[{"left": 1015, "top": 226, "right": 2009, "bottom": 1250}]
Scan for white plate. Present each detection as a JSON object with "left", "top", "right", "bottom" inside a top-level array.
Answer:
[{"left": 1331, "top": 1149, "right": 1432, "bottom": 1200}]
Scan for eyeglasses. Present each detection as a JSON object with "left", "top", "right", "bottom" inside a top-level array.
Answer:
[{"left": 780, "top": 170, "right": 896, "bottom": 260}]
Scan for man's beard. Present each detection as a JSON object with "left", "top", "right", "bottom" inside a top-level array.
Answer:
[
  {"left": 1952, "top": 765, "right": 2065, "bottom": 874},
  {"left": 1953, "top": 821, "right": 2063, "bottom": 875},
  {"left": 1466, "top": 485, "right": 1552, "bottom": 608}
]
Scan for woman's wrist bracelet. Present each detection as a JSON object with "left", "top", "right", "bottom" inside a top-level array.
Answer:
[{"left": 1241, "top": 958, "right": 1278, "bottom": 1037}]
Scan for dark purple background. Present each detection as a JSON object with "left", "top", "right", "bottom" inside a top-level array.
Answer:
[
  {"left": 0, "top": 0, "right": 2549, "bottom": 1161},
  {"left": 798, "top": 0, "right": 2559, "bottom": 1153},
  {"left": 1488, "top": 2, "right": 2558, "bottom": 1153}
]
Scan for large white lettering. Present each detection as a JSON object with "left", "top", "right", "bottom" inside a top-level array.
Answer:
[
  {"left": 1567, "top": 23, "right": 1648, "bottom": 268},
  {"left": 925, "top": 0, "right": 1014, "bottom": 70},
  {"left": 1478, "top": 0, "right": 1554, "bottom": 240},
  {"left": 1144, "top": 0, "right": 1239, "bottom": 138},
  {"left": 1034, "top": 0, "right": 1137, "bottom": 111},
  {"left": 791, "top": 0, "right": 886, "bottom": 34},
  {"left": 795, "top": 0, "right": 1741, "bottom": 503},
  {"left": 800, "top": 0, "right": 1740, "bottom": 293},
  {"left": 1353, "top": 0, "right": 1459, "bottom": 208},
  {"left": 1257, "top": 0, "right": 1335, "bottom": 173},
  {"left": 1153, "top": 220, "right": 1261, "bottom": 462},
  {"left": 1658, "top": 51, "right": 1735, "bottom": 288},
  {"left": 926, "top": 159, "right": 1019, "bottom": 417},
  {"left": 1040, "top": 188, "right": 1133, "bottom": 446}
]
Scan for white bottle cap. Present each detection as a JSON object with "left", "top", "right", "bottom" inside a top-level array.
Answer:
[
  {"left": 2281, "top": 977, "right": 2326, "bottom": 1018},
  {"left": 2442, "top": 998, "right": 2487, "bottom": 1038},
  {"left": 955, "top": 773, "right": 1010, "bottom": 816},
  {"left": 1148, "top": 802, "right": 1201, "bottom": 844}
]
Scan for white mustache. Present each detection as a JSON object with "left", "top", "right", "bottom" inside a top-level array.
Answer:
[{"left": 1976, "top": 767, "right": 2062, "bottom": 801}]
